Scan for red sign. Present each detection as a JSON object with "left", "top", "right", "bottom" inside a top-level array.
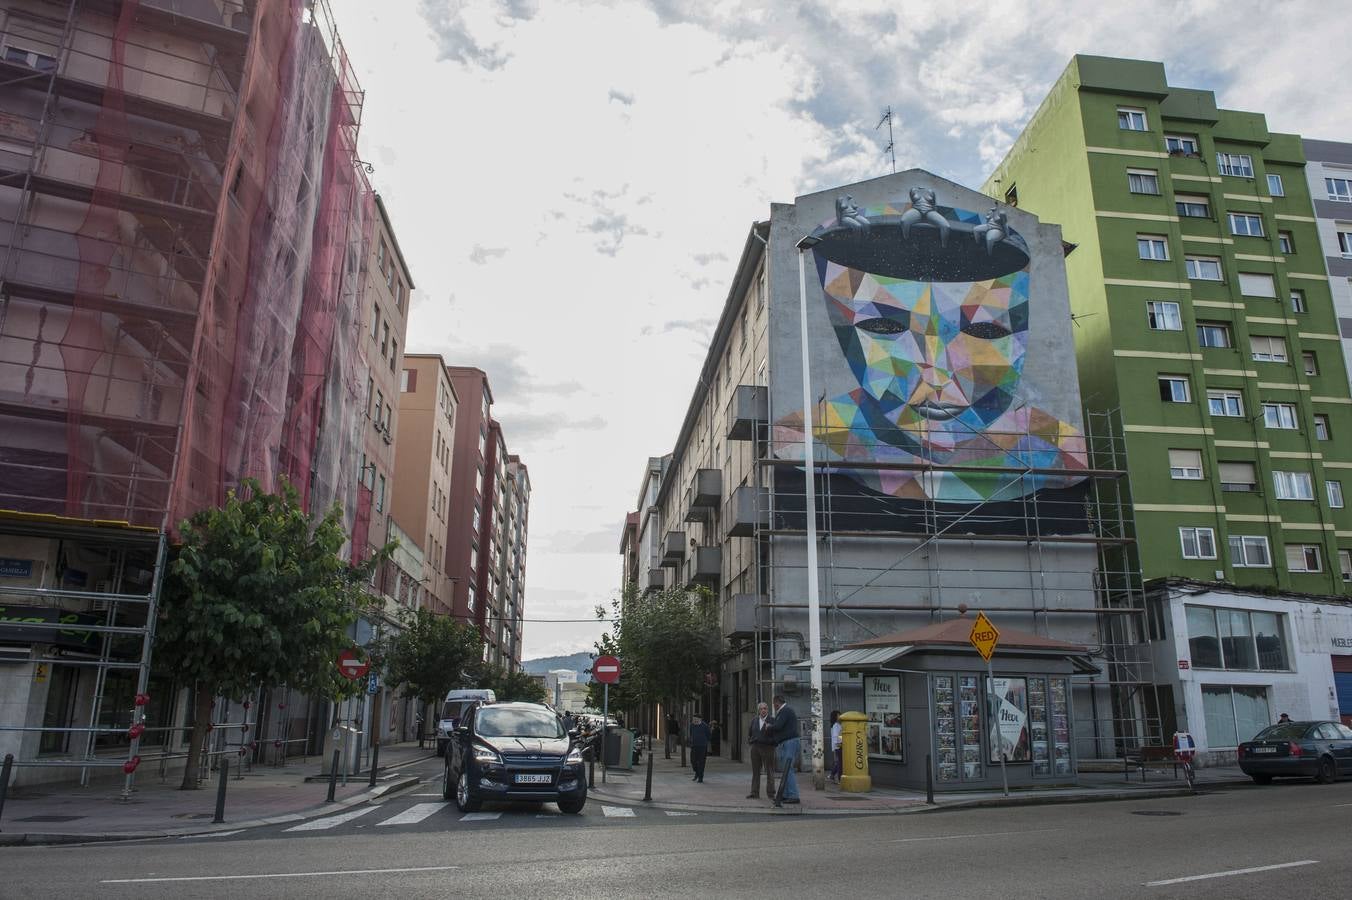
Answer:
[
  {"left": 1178, "top": 660, "right": 1190, "bottom": 670},
  {"left": 337, "top": 648, "right": 370, "bottom": 680},
  {"left": 593, "top": 655, "right": 621, "bottom": 685}
]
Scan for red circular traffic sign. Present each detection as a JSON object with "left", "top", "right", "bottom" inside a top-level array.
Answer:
[
  {"left": 337, "top": 648, "right": 370, "bottom": 681},
  {"left": 593, "top": 655, "right": 621, "bottom": 685}
]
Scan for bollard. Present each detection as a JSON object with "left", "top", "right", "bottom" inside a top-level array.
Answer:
[
  {"left": 925, "top": 753, "right": 934, "bottom": 805},
  {"left": 643, "top": 749, "right": 653, "bottom": 802},
  {"left": 325, "top": 749, "right": 340, "bottom": 803},
  {"left": 0, "top": 753, "right": 13, "bottom": 831},
  {"left": 588, "top": 755, "right": 595, "bottom": 789},
  {"left": 368, "top": 742, "right": 381, "bottom": 788},
  {"left": 213, "top": 758, "right": 229, "bottom": 824}
]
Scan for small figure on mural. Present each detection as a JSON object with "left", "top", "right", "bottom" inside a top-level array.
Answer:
[
  {"left": 835, "top": 195, "right": 871, "bottom": 235},
  {"left": 900, "top": 185, "right": 950, "bottom": 247},
  {"left": 971, "top": 206, "right": 1009, "bottom": 255}
]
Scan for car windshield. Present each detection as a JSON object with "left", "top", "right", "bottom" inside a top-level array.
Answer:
[
  {"left": 441, "top": 700, "right": 474, "bottom": 720},
  {"left": 1252, "top": 723, "right": 1312, "bottom": 741},
  {"left": 476, "top": 708, "right": 564, "bottom": 738}
]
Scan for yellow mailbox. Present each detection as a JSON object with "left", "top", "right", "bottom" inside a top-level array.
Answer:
[{"left": 838, "top": 710, "right": 871, "bottom": 792}]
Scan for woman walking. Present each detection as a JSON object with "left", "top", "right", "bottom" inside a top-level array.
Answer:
[{"left": 828, "top": 711, "right": 843, "bottom": 783}]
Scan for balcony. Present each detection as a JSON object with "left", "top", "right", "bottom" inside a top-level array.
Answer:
[
  {"left": 683, "top": 468, "right": 722, "bottom": 522},
  {"left": 727, "top": 385, "right": 768, "bottom": 441},
  {"left": 727, "top": 485, "right": 768, "bottom": 537},
  {"left": 642, "top": 568, "right": 665, "bottom": 594},
  {"left": 661, "top": 531, "right": 685, "bottom": 567},
  {"left": 723, "top": 593, "right": 761, "bottom": 639},
  {"left": 685, "top": 546, "right": 721, "bottom": 588}
]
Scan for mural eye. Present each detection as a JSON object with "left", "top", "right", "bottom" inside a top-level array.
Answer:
[
  {"left": 961, "top": 321, "right": 1011, "bottom": 340},
  {"left": 856, "top": 317, "right": 906, "bottom": 335}
]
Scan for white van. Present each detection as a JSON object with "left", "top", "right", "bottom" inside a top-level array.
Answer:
[{"left": 436, "top": 689, "right": 496, "bottom": 756}]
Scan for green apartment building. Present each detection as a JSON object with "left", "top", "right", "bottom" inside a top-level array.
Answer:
[{"left": 983, "top": 55, "right": 1352, "bottom": 595}]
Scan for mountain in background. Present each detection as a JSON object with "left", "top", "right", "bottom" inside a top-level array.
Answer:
[{"left": 522, "top": 651, "right": 593, "bottom": 683}]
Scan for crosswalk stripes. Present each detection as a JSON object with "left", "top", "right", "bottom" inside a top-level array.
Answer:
[
  {"left": 601, "top": 805, "right": 636, "bottom": 818},
  {"left": 377, "top": 802, "right": 449, "bottom": 826},
  {"left": 664, "top": 811, "right": 696, "bottom": 816},
  {"left": 284, "top": 806, "right": 377, "bottom": 832},
  {"left": 459, "top": 812, "right": 502, "bottom": 822}
]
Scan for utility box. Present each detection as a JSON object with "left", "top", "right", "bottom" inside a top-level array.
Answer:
[
  {"left": 321, "top": 724, "right": 358, "bottom": 775},
  {"left": 603, "top": 729, "right": 633, "bottom": 769}
]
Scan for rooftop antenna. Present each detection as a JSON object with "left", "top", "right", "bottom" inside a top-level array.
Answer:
[{"left": 876, "top": 106, "right": 896, "bottom": 173}]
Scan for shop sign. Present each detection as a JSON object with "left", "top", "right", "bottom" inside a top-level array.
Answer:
[
  {"left": 988, "top": 677, "right": 1031, "bottom": 764},
  {"left": 0, "top": 558, "right": 34, "bottom": 579},
  {"left": 1178, "top": 660, "right": 1190, "bottom": 669},
  {"left": 1333, "top": 637, "right": 1352, "bottom": 649},
  {"left": 0, "top": 605, "right": 101, "bottom": 649},
  {"left": 864, "top": 675, "right": 903, "bottom": 760}
]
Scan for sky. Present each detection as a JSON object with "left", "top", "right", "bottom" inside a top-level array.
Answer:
[{"left": 327, "top": 0, "right": 1352, "bottom": 661}]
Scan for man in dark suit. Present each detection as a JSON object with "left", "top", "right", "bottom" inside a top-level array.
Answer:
[
  {"left": 747, "top": 701, "right": 776, "bottom": 799},
  {"left": 768, "top": 695, "right": 800, "bottom": 806},
  {"left": 688, "top": 715, "right": 710, "bottom": 783}
]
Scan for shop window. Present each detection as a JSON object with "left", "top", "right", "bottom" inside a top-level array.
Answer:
[
  {"left": 1187, "top": 606, "right": 1288, "bottom": 672},
  {"left": 864, "top": 675, "right": 903, "bottom": 761},
  {"left": 1202, "top": 685, "right": 1270, "bottom": 748}
]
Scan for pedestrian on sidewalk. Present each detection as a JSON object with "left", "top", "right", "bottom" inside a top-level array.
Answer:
[
  {"left": 828, "top": 711, "right": 842, "bottom": 783},
  {"left": 710, "top": 719, "right": 722, "bottom": 756},
  {"left": 689, "top": 715, "right": 710, "bottom": 782},
  {"left": 747, "top": 702, "right": 776, "bottom": 799},
  {"left": 769, "top": 695, "right": 800, "bottom": 807},
  {"left": 665, "top": 712, "right": 680, "bottom": 758}
]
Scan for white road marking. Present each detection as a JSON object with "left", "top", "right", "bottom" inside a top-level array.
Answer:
[
  {"left": 377, "top": 802, "right": 448, "bottom": 826},
  {"left": 459, "top": 812, "right": 501, "bottom": 822},
  {"left": 535, "top": 813, "right": 561, "bottom": 818},
  {"left": 102, "top": 865, "right": 460, "bottom": 884},
  {"left": 1145, "top": 860, "right": 1319, "bottom": 886},
  {"left": 665, "top": 811, "right": 696, "bottom": 817},
  {"left": 411, "top": 792, "right": 443, "bottom": 797},
  {"left": 602, "top": 805, "right": 636, "bottom": 818},
  {"left": 180, "top": 830, "right": 244, "bottom": 839},
  {"left": 283, "top": 807, "right": 377, "bottom": 832}
]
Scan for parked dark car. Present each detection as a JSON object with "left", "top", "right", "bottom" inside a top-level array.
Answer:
[
  {"left": 1237, "top": 720, "right": 1352, "bottom": 784},
  {"left": 442, "top": 702, "right": 587, "bottom": 814}
]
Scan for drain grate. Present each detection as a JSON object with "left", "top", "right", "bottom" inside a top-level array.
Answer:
[{"left": 1131, "top": 810, "right": 1183, "bottom": 816}]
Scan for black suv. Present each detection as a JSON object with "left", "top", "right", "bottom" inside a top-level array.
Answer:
[{"left": 442, "top": 702, "right": 587, "bottom": 814}]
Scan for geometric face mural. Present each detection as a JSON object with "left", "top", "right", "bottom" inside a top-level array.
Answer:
[{"left": 773, "top": 181, "right": 1088, "bottom": 514}]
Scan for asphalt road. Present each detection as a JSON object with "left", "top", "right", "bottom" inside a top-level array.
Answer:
[{"left": 3, "top": 776, "right": 1350, "bottom": 899}]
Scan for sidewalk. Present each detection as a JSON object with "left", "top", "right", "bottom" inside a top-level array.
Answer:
[
  {"left": 0, "top": 741, "right": 433, "bottom": 845},
  {"left": 588, "top": 750, "right": 1253, "bottom": 815}
]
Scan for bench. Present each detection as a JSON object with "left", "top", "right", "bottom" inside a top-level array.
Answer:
[{"left": 1124, "top": 745, "right": 1181, "bottom": 781}]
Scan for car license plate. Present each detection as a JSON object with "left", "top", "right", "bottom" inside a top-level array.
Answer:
[
  {"left": 515, "top": 773, "right": 551, "bottom": 784},
  {"left": 1251, "top": 746, "right": 1276, "bottom": 754}
]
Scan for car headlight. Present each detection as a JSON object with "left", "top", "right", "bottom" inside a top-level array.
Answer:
[
  {"left": 473, "top": 745, "right": 502, "bottom": 765},
  {"left": 566, "top": 746, "right": 584, "bottom": 764}
]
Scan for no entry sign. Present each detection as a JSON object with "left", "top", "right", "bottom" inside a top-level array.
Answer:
[
  {"left": 593, "top": 655, "right": 621, "bottom": 684},
  {"left": 337, "top": 648, "right": 370, "bottom": 680}
]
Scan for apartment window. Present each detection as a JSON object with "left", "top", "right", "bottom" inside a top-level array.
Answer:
[
  {"left": 478, "top": 426, "right": 486, "bottom": 457},
  {"left": 1127, "top": 168, "right": 1160, "bottom": 194},
  {"left": 482, "top": 388, "right": 489, "bottom": 420},
  {"left": 468, "top": 584, "right": 476, "bottom": 612},
  {"left": 357, "top": 451, "right": 367, "bottom": 486},
  {"left": 1338, "top": 229, "right": 1352, "bottom": 257},
  {"left": 1278, "top": 231, "right": 1294, "bottom": 254},
  {"left": 1272, "top": 470, "right": 1314, "bottom": 500},
  {"left": 370, "top": 305, "right": 379, "bottom": 340},
  {"left": 1218, "top": 461, "right": 1257, "bottom": 492},
  {"left": 1290, "top": 290, "right": 1307, "bottom": 314},
  {"left": 1228, "top": 536, "right": 1272, "bottom": 568},
  {"left": 1004, "top": 184, "right": 1019, "bottom": 207},
  {"left": 1341, "top": 550, "right": 1352, "bottom": 583},
  {"left": 1169, "top": 448, "right": 1204, "bottom": 480},
  {"left": 1250, "top": 335, "right": 1287, "bottom": 363},
  {"left": 1238, "top": 272, "right": 1276, "bottom": 297},
  {"left": 394, "top": 278, "right": 404, "bottom": 310},
  {"left": 1329, "top": 480, "right": 1345, "bottom": 509},
  {"left": 1146, "top": 300, "right": 1182, "bottom": 331},
  {"left": 1286, "top": 544, "right": 1322, "bottom": 573},
  {"left": 1202, "top": 686, "right": 1271, "bottom": 748},
  {"left": 402, "top": 368, "right": 415, "bottom": 392},
  {"left": 1196, "top": 322, "right": 1231, "bottom": 348},
  {"left": 1315, "top": 414, "right": 1331, "bottom": 441},
  {"left": 475, "top": 466, "right": 484, "bottom": 496},
  {"left": 1175, "top": 194, "right": 1210, "bottom": 218},
  {"left": 757, "top": 267, "right": 767, "bottom": 310},
  {"left": 1165, "top": 134, "right": 1199, "bottom": 156},
  {"left": 1159, "top": 375, "right": 1190, "bottom": 403},
  {"left": 1228, "top": 212, "right": 1264, "bottom": 238},
  {"left": 1117, "top": 107, "right": 1147, "bottom": 131},
  {"left": 1267, "top": 174, "right": 1285, "bottom": 197},
  {"left": 1303, "top": 351, "right": 1318, "bottom": 376},
  {"left": 377, "top": 239, "right": 387, "bottom": 273},
  {"left": 376, "top": 474, "right": 386, "bottom": 512},
  {"left": 1262, "top": 402, "right": 1298, "bottom": 429},
  {"left": 740, "top": 305, "right": 749, "bottom": 351},
  {"left": 1137, "top": 234, "right": 1169, "bottom": 261},
  {"left": 470, "top": 547, "right": 478, "bottom": 572},
  {"left": 373, "top": 390, "right": 383, "bottom": 423},
  {"left": 390, "top": 340, "right": 398, "bottom": 372},
  {"left": 365, "top": 376, "right": 374, "bottom": 417},
  {"left": 1185, "top": 255, "right": 1222, "bottom": 280},
  {"left": 1207, "top": 389, "right": 1244, "bottom": 417},
  {"left": 381, "top": 322, "right": 391, "bottom": 357},
  {"left": 1216, "top": 152, "right": 1254, "bottom": 178},
  {"left": 1326, "top": 176, "right": 1352, "bottom": 202},
  {"left": 1180, "top": 526, "right": 1217, "bottom": 559},
  {"left": 1188, "top": 606, "right": 1287, "bottom": 671}
]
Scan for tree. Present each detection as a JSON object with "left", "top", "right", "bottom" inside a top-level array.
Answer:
[
  {"left": 156, "top": 479, "right": 382, "bottom": 789},
  {"left": 477, "top": 664, "right": 547, "bottom": 704},
  {"left": 384, "top": 607, "right": 483, "bottom": 728}
]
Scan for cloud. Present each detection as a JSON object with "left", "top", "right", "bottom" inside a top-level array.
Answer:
[
  {"left": 541, "top": 522, "right": 626, "bottom": 554},
  {"left": 691, "top": 251, "right": 727, "bottom": 267},
  {"left": 640, "top": 317, "right": 717, "bottom": 339},
  {"left": 497, "top": 411, "right": 607, "bottom": 444},
  {"left": 562, "top": 185, "right": 654, "bottom": 256},
  {"left": 417, "top": 0, "right": 537, "bottom": 69},
  {"left": 468, "top": 244, "right": 508, "bottom": 264},
  {"left": 607, "top": 88, "right": 635, "bottom": 106}
]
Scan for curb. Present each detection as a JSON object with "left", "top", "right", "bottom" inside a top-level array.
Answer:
[{"left": 0, "top": 774, "right": 423, "bottom": 847}]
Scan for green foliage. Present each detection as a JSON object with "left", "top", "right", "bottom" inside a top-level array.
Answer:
[
  {"left": 384, "top": 607, "right": 484, "bottom": 708},
  {"left": 477, "top": 664, "right": 547, "bottom": 704}
]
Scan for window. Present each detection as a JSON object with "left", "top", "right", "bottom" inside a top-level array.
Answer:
[
  {"left": 1228, "top": 212, "right": 1265, "bottom": 237},
  {"left": 394, "top": 278, "right": 404, "bottom": 310},
  {"left": 390, "top": 339, "right": 398, "bottom": 372},
  {"left": 1238, "top": 272, "right": 1276, "bottom": 297},
  {"left": 1338, "top": 229, "right": 1352, "bottom": 257},
  {"left": 1218, "top": 461, "right": 1257, "bottom": 492},
  {"left": 2, "top": 43, "right": 58, "bottom": 72},
  {"left": 1118, "top": 107, "right": 1147, "bottom": 131},
  {"left": 1196, "top": 322, "right": 1231, "bottom": 348},
  {"left": 1329, "top": 480, "right": 1344, "bottom": 509},
  {"left": 1262, "top": 402, "right": 1298, "bottom": 429},
  {"left": 400, "top": 368, "right": 412, "bottom": 392},
  {"left": 1207, "top": 389, "right": 1244, "bottom": 417},
  {"left": 740, "top": 305, "right": 749, "bottom": 350},
  {"left": 1290, "top": 290, "right": 1307, "bottom": 314},
  {"left": 1165, "top": 134, "right": 1199, "bottom": 155},
  {"left": 1278, "top": 231, "right": 1294, "bottom": 254},
  {"left": 1127, "top": 168, "right": 1160, "bottom": 194},
  {"left": 1216, "top": 152, "right": 1254, "bottom": 177},
  {"left": 757, "top": 267, "right": 767, "bottom": 310},
  {"left": 475, "top": 466, "right": 484, "bottom": 496},
  {"left": 1175, "top": 194, "right": 1210, "bottom": 218},
  {"left": 370, "top": 305, "right": 379, "bottom": 340},
  {"left": 1303, "top": 351, "right": 1318, "bottom": 376},
  {"left": 1169, "top": 448, "right": 1204, "bottom": 480},
  {"left": 1272, "top": 470, "right": 1314, "bottom": 500},
  {"left": 1159, "top": 375, "right": 1191, "bottom": 403},
  {"left": 1341, "top": 550, "right": 1352, "bottom": 583},
  {"left": 1137, "top": 234, "right": 1168, "bottom": 260},
  {"left": 1185, "top": 255, "right": 1222, "bottom": 280},
  {"left": 1229, "top": 535, "right": 1272, "bottom": 568},
  {"left": 1188, "top": 607, "right": 1288, "bottom": 672},
  {"left": 1202, "top": 686, "right": 1271, "bottom": 747},
  {"left": 381, "top": 321, "right": 390, "bottom": 356},
  {"left": 365, "top": 376, "right": 374, "bottom": 417},
  {"left": 1146, "top": 300, "right": 1182, "bottom": 330},
  {"left": 1285, "top": 544, "right": 1322, "bottom": 573},
  {"left": 1004, "top": 184, "right": 1018, "bottom": 207},
  {"left": 1250, "top": 335, "right": 1287, "bottom": 363},
  {"left": 1267, "top": 173, "right": 1285, "bottom": 197},
  {"left": 377, "top": 474, "right": 386, "bottom": 512},
  {"left": 468, "top": 584, "right": 476, "bottom": 612},
  {"left": 373, "top": 390, "right": 383, "bottom": 423},
  {"left": 1327, "top": 176, "right": 1352, "bottom": 202},
  {"left": 1180, "top": 527, "right": 1217, "bottom": 559},
  {"left": 478, "top": 426, "right": 486, "bottom": 456},
  {"left": 1315, "top": 414, "right": 1331, "bottom": 441}
]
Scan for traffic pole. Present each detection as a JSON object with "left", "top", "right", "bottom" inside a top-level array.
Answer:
[
  {"left": 602, "top": 683, "right": 608, "bottom": 785},
  {"left": 0, "top": 753, "right": 13, "bottom": 830},
  {"left": 643, "top": 747, "right": 653, "bottom": 802},
  {"left": 325, "top": 749, "right": 340, "bottom": 802},
  {"left": 212, "top": 758, "right": 229, "bottom": 823},
  {"left": 368, "top": 741, "right": 380, "bottom": 788},
  {"left": 987, "top": 657, "right": 1009, "bottom": 798}
]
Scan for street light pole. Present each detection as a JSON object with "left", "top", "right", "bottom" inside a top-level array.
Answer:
[{"left": 796, "top": 235, "right": 826, "bottom": 792}]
